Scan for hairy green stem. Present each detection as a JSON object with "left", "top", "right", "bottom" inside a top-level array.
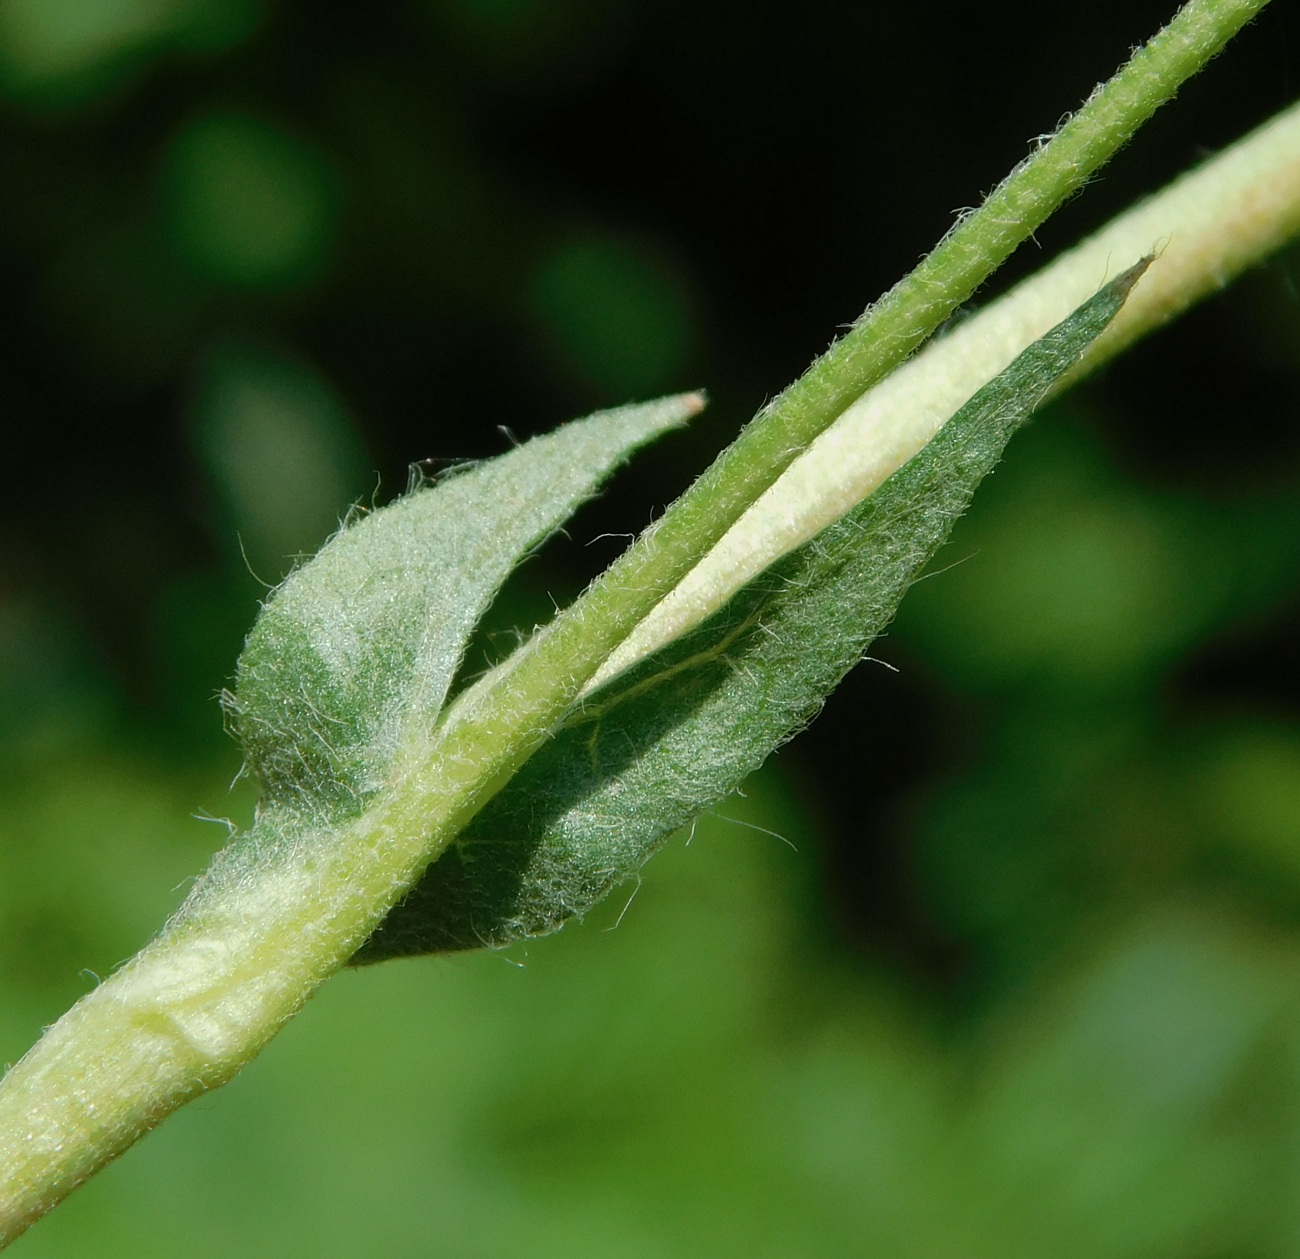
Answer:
[
  {"left": 600, "top": 93, "right": 1300, "bottom": 676},
  {"left": 406, "top": 0, "right": 1273, "bottom": 822},
  {"left": 424, "top": 0, "right": 1271, "bottom": 793},
  {"left": 0, "top": 0, "right": 1274, "bottom": 1245}
]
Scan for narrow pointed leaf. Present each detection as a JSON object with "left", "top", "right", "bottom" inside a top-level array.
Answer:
[
  {"left": 356, "top": 262, "right": 1147, "bottom": 960},
  {"left": 231, "top": 394, "right": 700, "bottom": 823}
]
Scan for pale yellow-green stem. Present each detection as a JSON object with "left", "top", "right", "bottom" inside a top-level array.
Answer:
[
  {"left": 595, "top": 96, "right": 1300, "bottom": 684},
  {"left": 0, "top": 0, "right": 1282, "bottom": 1247}
]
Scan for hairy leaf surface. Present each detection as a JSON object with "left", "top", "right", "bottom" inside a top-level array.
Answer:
[
  {"left": 231, "top": 395, "right": 699, "bottom": 822},
  {"left": 356, "top": 262, "right": 1147, "bottom": 960}
]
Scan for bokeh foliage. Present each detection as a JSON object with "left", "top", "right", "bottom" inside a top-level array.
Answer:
[{"left": 2, "top": 0, "right": 1300, "bottom": 1252}]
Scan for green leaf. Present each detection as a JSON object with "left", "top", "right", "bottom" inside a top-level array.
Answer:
[
  {"left": 229, "top": 393, "right": 701, "bottom": 823},
  {"left": 355, "top": 261, "right": 1148, "bottom": 961}
]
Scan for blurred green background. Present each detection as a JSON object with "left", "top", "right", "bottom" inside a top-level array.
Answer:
[{"left": 2, "top": 0, "right": 1300, "bottom": 1253}]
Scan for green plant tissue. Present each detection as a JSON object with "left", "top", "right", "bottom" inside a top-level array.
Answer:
[
  {"left": 355, "top": 261, "right": 1147, "bottom": 960},
  {"left": 231, "top": 394, "right": 699, "bottom": 824}
]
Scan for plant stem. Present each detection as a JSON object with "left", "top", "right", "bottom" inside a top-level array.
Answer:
[
  {"left": 0, "top": 0, "right": 1275, "bottom": 1246},
  {"left": 600, "top": 93, "right": 1300, "bottom": 676},
  {"left": 414, "top": 0, "right": 1273, "bottom": 805}
]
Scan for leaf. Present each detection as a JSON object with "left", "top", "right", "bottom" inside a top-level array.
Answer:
[
  {"left": 229, "top": 394, "right": 701, "bottom": 824},
  {"left": 355, "top": 261, "right": 1148, "bottom": 961}
]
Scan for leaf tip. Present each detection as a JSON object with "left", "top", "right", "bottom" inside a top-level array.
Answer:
[
  {"left": 1113, "top": 253, "right": 1155, "bottom": 301},
  {"left": 675, "top": 389, "right": 708, "bottom": 421},
  {"left": 606, "top": 389, "right": 707, "bottom": 435}
]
